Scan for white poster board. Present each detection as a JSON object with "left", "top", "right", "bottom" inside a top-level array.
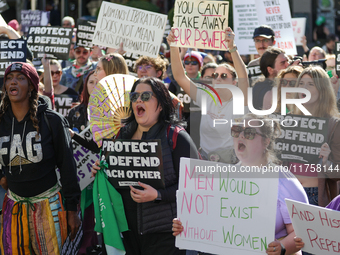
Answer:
[
  {"left": 176, "top": 158, "right": 278, "bottom": 254},
  {"left": 92, "top": 1, "right": 167, "bottom": 58},
  {"left": 255, "top": 0, "right": 297, "bottom": 55},
  {"left": 171, "top": 0, "right": 229, "bottom": 50},
  {"left": 291, "top": 17, "right": 306, "bottom": 46},
  {"left": 286, "top": 199, "right": 340, "bottom": 255},
  {"left": 56, "top": 126, "right": 99, "bottom": 190},
  {"left": 233, "top": 0, "right": 259, "bottom": 55}
]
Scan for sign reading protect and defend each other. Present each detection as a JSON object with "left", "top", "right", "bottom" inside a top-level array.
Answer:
[
  {"left": 27, "top": 26, "right": 73, "bottom": 59},
  {"left": 102, "top": 139, "right": 165, "bottom": 189},
  {"left": 0, "top": 39, "right": 27, "bottom": 76}
]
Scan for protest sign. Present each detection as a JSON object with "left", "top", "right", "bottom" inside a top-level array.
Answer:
[
  {"left": 176, "top": 158, "right": 278, "bottom": 254},
  {"left": 92, "top": 1, "right": 167, "bottom": 58},
  {"left": 27, "top": 26, "right": 73, "bottom": 60},
  {"left": 291, "top": 17, "right": 306, "bottom": 46},
  {"left": 172, "top": 0, "right": 229, "bottom": 50},
  {"left": 0, "top": 40, "right": 27, "bottom": 76},
  {"left": 0, "top": 0, "right": 9, "bottom": 14},
  {"left": 72, "top": 126, "right": 99, "bottom": 190},
  {"left": 102, "top": 139, "right": 165, "bottom": 189},
  {"left": 21, "top": 10, "right": 50, "bottom": 33},
  {"left": 272, "top": 114, "right": 328, "bottom": 164},
  {"left": 77, "top": 19, "right": 96, "bottom": 48},
  {"left": 286, "top": 199, "right": 340, "bottom": 255},
  {"left": 123, "top": 51, "right": 140, "bottom": 72},
  {"left": 255, "top": 0, "right": 297, "bottom": 55},
  {"left": 247, "top": 65, "right": 262, "bottom": 77},
  {"left": 335, "top": 42, "right": 340, "bottom": 77},
  {"left": 54, "top": 94, "right": 79, "bottom": 117},
  {"left": 0, "top": 14, "right": 6, "bottom": 26},
  {"left": 233, "top": 0, "right": 259, "bottom": 55}
]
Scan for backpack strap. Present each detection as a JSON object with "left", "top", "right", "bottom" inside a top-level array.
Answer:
[{"left": 167, "top": 124, "right": 185, "bottom": 151}]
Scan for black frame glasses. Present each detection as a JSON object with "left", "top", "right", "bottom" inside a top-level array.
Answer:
[{"left": 130, "top": 91, "right": 154, "bottom": 102}]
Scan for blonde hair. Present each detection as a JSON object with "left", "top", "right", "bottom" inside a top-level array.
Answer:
[
  {"left": 292, "top": 66, "right": 339, "bottom": 118},
  {"left": 275, "top": 66, "right": 304, "bottom": 113},
  {"left": 99, "top": 53, "right": 129, "bottom": 76}
]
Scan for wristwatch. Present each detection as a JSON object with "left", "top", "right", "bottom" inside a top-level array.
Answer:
[
  {"left": 229, "top": 46, "right": 237, "bottom": 53},
  {"left": 154, "top": 190, "right": 162, "bottom": 203},
  {"left": 280, "top": 242, "right": 286, "bottom": 255}
]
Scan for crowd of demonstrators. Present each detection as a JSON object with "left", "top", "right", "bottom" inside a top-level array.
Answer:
[{"left": 0, "top": 10, "right": 340, "bottom": 255}]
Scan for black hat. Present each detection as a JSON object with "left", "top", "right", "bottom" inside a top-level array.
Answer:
[{"left": 253, "top": 25, "right": 275, "bottom": 39}]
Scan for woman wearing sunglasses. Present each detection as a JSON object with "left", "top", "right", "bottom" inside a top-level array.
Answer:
[
  {"left": 167, "top": 27, "right": 248, "bottom": 164},
  {"left": 49, "top": 60, "right": 78, "bottom": 96},
  {"left": 173, "top": 114, "right": 308, "bottom": 255},
  {"left": 273, "top": 66, "right": 304, "bottom": 114},
  {"left": 289, "top": 66, "right": 340, "bottom": 208},
  {"left": 92, "top": 77, "right": 199, "bottom": 254}
]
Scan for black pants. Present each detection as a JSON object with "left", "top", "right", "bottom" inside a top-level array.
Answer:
[{"left": 122, "top": 231, "right": 185, "bottom": 255}]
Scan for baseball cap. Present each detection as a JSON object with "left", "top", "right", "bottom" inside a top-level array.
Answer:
[
  {"left": 74, "top": 43, "right": 90, "bottom": 50},
  {"left": 253, "top": 25, "right": 275, "bottom": 39},
  {"left": 4, "top": 62, "right": 40, "bottom": 92}
]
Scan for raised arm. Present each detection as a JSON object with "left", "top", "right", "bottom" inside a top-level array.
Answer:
[
  {"left": 42, "top": 55, "right": 52, "bottom": 94},
  {"left": 225, "top": 27, "right": 249, "bottom": 106},
  {"left": 167, "top": 28, "right": 197, "bottom": 102}
]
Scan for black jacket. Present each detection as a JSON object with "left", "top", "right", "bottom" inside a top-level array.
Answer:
[{"left": 0, "top": 97, "right": 80, "bottom": 210}]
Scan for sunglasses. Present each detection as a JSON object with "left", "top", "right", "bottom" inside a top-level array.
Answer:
[
  {"left": 231, "top": 125, "right": 266, "bottom": 140},
  {"left": 254, "top": 38, "right": 271, "bottom": 43},
  {"left": 51, "top": 71, "right": 61, "bottom": 76},
  {"left": 75, "top": 49, "right": 89, "bottom": 55},
  {"left": 137, "top": 65, "right": 153, "bottom": 71},
  {"left": 184, "top": 60, "right": 199, "bottom": 65},
  {"left": 211, "top": 73, "right": 229, "bottom": 80},
  {"left": 130, "top": 91, "right": 154, "bottom": 102},
  {"left": 280, "top": 79, "right": 296, "bottom": 87}
]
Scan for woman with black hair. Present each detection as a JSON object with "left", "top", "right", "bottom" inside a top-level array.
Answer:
[
  {"left": 0, "top": 62, "right": 81, "bottom": 254},
  {"left": 92, "top": 77, "right": 199, "bottom": 254}
]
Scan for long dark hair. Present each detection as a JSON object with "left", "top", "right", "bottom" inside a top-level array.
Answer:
[
  {"left": 123, "top": 77, "right": 184, "bottom": 131},
  {"left": 80, "top": 70, "right": 95, "bottom": 107},
  {"left": 0, "top": 80, "right": 40, "bottom": 135}
]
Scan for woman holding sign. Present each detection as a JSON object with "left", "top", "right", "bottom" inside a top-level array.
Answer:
[
  {"left": 167, "top": 27, "right": 249, "bottom": 164},
  {"left": 92, "top": 77, "right": 199, "bottom": 254},
  {"left": 290, "top": 66, "right": 340, "bottom": 207},
  {"left": 0, "top": 62, "right": 81, "bottom": 254},
  {"left": 173, "top": 114, "right": 308, "bottom": 255}
]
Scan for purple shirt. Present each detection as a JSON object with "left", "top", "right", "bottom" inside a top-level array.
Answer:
[
  {"left": 326, "top": 195, "right": 340, "bottom": 211},
  {"left": 275, "top": 170, "right": 309, "bottom": 239}
]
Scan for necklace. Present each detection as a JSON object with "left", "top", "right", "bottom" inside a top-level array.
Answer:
[{"left": 217, "top": 99, "right": 231, "bottom": 114}]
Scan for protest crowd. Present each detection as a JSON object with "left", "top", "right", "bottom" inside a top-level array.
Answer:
[{"left": 0, "top": 0, "right": 340, "bottom": 255}]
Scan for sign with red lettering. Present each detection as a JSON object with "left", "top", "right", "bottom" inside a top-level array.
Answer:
[
  {"left": 255, "top": 0, "right": 297, "bottom": 55},
  {"left": 176, "top": 158, "right": 279, "bottom": 254},
  {"left": 172, "top": 0, "right": 229, "bottom": 50},
  {"left": 291, "top": 17, "right": 306, "bottom": 46},
  {"left": 286, "top": 199, "right": 340, "bottom": 255}
]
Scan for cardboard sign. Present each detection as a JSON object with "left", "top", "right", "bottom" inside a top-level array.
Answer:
[
  {"left": 0, "top": 0, "right": 9, "bottom": 14},
  {"left": 286, "top": 199, "right": 340, "bottom": 255},
  {"left": 233, "top": 0, "right": 259, "bottom": 55},
  {"left": 255, "top": 0, "right": 297, "bottom": 55},
  {"left": 272, "top": 114, "right": 328, "bottom": 164},
  {"left": 72, "top": 126, "right": 99, "bottom": 190},
  {"left": 247, "top": 65, "right": 262, "bottom": 77},
  {"left": 0, "top": 40, "right": 27, "bottom": 76},
  {"left": 77, "top": 19, "right": 96, "bottom": 48},
  {"left": 335, "top": 42, "right": 340, "bottom": 78},
  {"left": 102, "top": 139, "right": 165, "bottom": 189},
  {"left": 93, "top": 1, "right": 167, "bottom": 58},
  {"left": 172, "top": 0, "right": 229, "bottom": 50},
  {"left": 176, "top": 158, "right": 278, "bottom": 254},
  {"left": 27, "top": 26, "right": 73, "bottom": 60},
  {"left": 20, "top": 10, "right": 50, "bottom": 33},
  {"left": 54, "top": 94, "right": 79, "bottom": 117},
  {"left": 291, "top": 17, "right": 306, "bottom": 46}
]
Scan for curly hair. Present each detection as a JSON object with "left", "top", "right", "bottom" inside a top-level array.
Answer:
[{"left": 134, "top": 56, "right": 167, "bottom": 79}]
